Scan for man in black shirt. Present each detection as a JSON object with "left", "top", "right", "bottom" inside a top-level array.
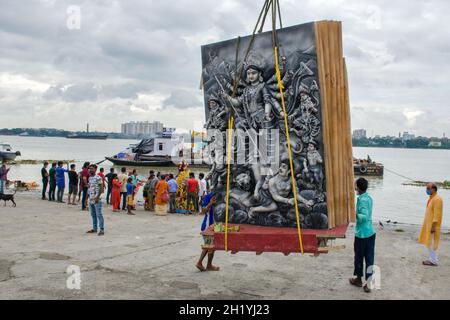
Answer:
[
  {"left": 48, "top": 162, "right": 57, "bottom": 201},
  {"left": 68, "top": 164, "right": 79, "bottom": 205},
  {"left": 41, "top": 162, "right": 49, "bottom": 200},
  {"left": 105, "top": 167, "right": 115, "bottom": 204}
]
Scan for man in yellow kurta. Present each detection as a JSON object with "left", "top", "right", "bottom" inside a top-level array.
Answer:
[{"left": 418, "top": 183, "right": 444, "bottom": 266}]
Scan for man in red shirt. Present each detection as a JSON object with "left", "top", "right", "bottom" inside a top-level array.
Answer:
[
  {"left": 98, "top": 167, "right": 106, "bottom": 188},
  {"left": 80, "top": 162, "right": 91, "bottom": 211},
  {"left": 186, "top": 172, "right": 199, "bottom": 214}
]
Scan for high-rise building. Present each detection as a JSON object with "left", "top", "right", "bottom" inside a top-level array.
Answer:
[
  {"left": 352, "top": 129, "right": 367, "bottom": 139},
  {"left": 402, "top": 131, "right": 415, "bottom": 142},
  {"left": 121, "top": 121, "right": 164, "bottom": 136}
]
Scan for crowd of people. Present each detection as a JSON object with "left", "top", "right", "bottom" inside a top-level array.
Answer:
[
  {"left": 38, "top": 160, "right": 219, "bottom": 270},
  {"left": 40, "top": 161, "right": 211, "bottom": 230}
]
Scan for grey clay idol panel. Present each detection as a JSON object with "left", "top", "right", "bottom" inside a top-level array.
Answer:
[{"left": 201, "top": 22, "right": 327, "bottom": 229}]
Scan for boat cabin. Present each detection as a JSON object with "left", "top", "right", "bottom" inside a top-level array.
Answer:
[
  {"left": 148, "top": 137, "right": 179, "bottom": 156},
  {"left": 1, "top": 143, "right": 13, "bottom": 151},
  {"left": 0, "top": 142, "right": 21, "bottom": 161}
]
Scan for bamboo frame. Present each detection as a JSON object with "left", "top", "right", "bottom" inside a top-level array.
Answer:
[{"left": 315, "top": 21, "right": 356, "bottom": 228}]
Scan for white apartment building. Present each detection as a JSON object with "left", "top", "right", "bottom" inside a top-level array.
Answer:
[
  {"left": 352, "top": 129, "right": 367, "bottom": 139},
  {"left": 402, "top": 131, "right": 415, "bottom": 142},
  {"left": 121, "top": 121, "right": 164, "bottom": 136}
]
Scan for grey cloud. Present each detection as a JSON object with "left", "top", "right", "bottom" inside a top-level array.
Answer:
[
  {"left": 43, "top": 82, "right": 98, "bottom": 102},
  {"left": 0, "top": 0, "right": 448, "bottom": 136},
  {"left": 163, "top": 89, "right": 202, "bottom": 109},
  {"left": 100, "top": 82, "right": 148, "bottom": 100}
]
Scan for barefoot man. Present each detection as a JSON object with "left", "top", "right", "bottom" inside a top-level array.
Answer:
[
  {"left": 196, "top": 192, "right": 219, "bottom": 272},
  {"left": 419, "top": 182, "right": 443, "bottom": 266}
]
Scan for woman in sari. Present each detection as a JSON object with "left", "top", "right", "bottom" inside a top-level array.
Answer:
[
  {"left": 111, "top": 174, "right": 122, "bottom": 212},
  {"left": 155, "top": 174, "right": 169, "bottom": 215}
]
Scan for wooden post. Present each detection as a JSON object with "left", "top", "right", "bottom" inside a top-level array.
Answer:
[{"left": 315, "top": 21, "right": 355, "bottom": 228}]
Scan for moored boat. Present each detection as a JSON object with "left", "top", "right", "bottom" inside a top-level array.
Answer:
[
  {"left": 105, "top": 156, "right": 174, "bottom": 167},
  {"left": 0, "top": 142, "right": 21, "bottom": 162},
  {"left": 66, "top": 123, "right": 108, "bottom": 140},
  {"left": 105, "top": 156, "right": 210, "bottom": 168},
  {"left": 353, "top": 155, "right": 384, "bottom": 176},
  {"left": 106, "top": 133, "right": 210, "bottom": 168},
  {"left": 67, "top": 133, "right": 108, "bottom": 140}
]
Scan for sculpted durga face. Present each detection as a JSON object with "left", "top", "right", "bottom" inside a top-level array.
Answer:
[{"left": 246, "top": 67, "right": 262, "bottom": 85}]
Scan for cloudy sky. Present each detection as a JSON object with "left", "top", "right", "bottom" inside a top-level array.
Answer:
[{"left": 0, "top": 0, "right": 449, "bottom": 137}]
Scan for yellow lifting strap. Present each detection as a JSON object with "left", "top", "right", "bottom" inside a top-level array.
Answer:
[
  {"left": 224, "top": 116, "right": 234, "bottom": 251},
  {"left": 274, "top": 46, "right": 304, "bottom": 254}
]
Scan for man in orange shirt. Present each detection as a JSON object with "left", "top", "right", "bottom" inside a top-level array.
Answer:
[{"left": 418, "top": 182, "right": 444, "bottom": 266}]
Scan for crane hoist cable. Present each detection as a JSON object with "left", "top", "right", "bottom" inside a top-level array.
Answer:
[{"left": 223, "top": 0, "right": 304, "bottom": 254}]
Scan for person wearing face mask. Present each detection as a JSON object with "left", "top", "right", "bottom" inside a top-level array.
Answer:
[
  {"left": 349, "top": 177, "right": 376, "bottom": 293},
  {"left": 418, "top": 183, "right": 443, "bottom": 266}
]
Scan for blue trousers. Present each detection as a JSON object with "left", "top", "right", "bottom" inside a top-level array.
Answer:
[
  {"left": 89, "top": 201, "right": 104, "bottom": 231},
  {"left": 106, "top": 186, "right": 112, "bottom": 204},
  {"left": 57, "top": 185, "right": 65, "bottom": 202},
  {"left": 354, "top": 234, "right": 376, "bottom": 280},
  {"left": 81, "top": 187, "right": 88, "bottom": 210}
]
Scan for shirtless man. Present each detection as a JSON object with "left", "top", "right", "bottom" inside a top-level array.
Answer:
[{"left": 229, "top": 171, "right": 256, "bottom": 209}]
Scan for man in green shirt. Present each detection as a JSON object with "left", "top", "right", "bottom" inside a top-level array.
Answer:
[{"left": 349, "top": 177, "right": 376, "bottom": 293}]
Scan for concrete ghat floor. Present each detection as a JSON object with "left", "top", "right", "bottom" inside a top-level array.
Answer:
[{"left": 0, "top": 193, "right": 449, "bottom": 299}]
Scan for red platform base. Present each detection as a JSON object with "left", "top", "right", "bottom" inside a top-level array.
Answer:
[{"left": 203, "top": 224, "right": 348, "bottom": 255}]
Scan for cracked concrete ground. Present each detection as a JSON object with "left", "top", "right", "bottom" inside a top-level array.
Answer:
[{"left": 0, "top": 193, "right": 449, "bottom": 299}]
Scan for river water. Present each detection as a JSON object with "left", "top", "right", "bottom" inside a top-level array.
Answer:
[{"left": 1, "top": 135, "right": 449, "bottom": 227}]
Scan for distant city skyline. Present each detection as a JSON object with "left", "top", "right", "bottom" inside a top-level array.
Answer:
[
  {"left": 352, "top": 128, "right": 447, "bottom": 139},
  {"left": 1, "top": 124, "right": 448, "bottom": 140}
]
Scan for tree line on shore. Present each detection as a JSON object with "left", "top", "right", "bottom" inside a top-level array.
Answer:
[
  {"left": 353, "top": 136, "right": 450, "bottom": 149},
  {"left": 0, "top": 128, "right": 130, "bottom": 139}
]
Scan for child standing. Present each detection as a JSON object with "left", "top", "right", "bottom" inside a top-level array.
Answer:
[
  {"left": 111, "top": 174, "right": 121, "bottom": 212},
  {"left": 126, "top": 177, "right": 135, "bottom": 215}
]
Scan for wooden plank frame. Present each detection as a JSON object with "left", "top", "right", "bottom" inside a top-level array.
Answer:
[{"left": 315, "top": 21, "right": 356, "bottom": 227}]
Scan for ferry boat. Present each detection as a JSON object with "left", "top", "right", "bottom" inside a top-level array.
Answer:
[
  {"left": 106, "top": 131, "right": 209, "bottom": 168},
  {"left": 66, "top": 123, "right": 108, "bottom": 140}
]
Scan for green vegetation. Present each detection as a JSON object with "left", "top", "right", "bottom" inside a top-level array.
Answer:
[
  {"left": 0, "top": 128, "right": 127, "bottom": 139},
  {"left": 0, "top": 128, "right": 71, "bottom": 137},
  {"left": 353, "top": 136, "right": 450, "bottom": 149}
]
